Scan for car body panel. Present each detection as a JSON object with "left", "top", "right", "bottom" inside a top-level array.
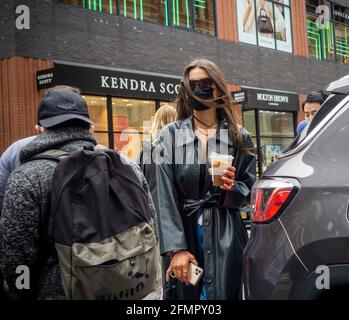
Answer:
[{"left": 244, "top": 96, "right": 349, "bottom": 299}]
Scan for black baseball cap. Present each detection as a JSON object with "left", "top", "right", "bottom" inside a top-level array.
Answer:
[
  {"left": 305, "top": 91, "right": 326, "bottom": 104},
  {"left": 38, "top": 89, "right": 92, "bottom": 128}
]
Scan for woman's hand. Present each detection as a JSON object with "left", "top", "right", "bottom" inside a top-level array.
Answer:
[
  {"left": 166, "top": 251, "right": 198, "bottom": 285},
  {"left": 208, "top": 166, "right": 236, "bottom": 190}
]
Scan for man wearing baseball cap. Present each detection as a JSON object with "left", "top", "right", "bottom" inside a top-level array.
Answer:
[{"left": 0, "top": 86, "right": 97, "bottom": 299}]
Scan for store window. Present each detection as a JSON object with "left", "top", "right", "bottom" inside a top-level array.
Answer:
[
  {"left": 84, "top": 95, "right": 108, "bottom": 131},
  {"left": 170, "top": 0, "right": 192, "bottom": 29},
  {"left": 193, "top": 0, "right": 215, "bottom": 35},
  {"left": 63, "top": 0, "right": 117, "bottom": 14},
  {"left": 243, "top": 109, "right": 295, "bottom": 177},
  {"left": 62, "top": 0, "right": 216, "bottom": 35},
  {"left": 306, "top": 0, "right": 349, "bottom": 64},
  {"left": 120, "top": 0, "right": 168, "bottom": 25},
  {"left": 160, "top": 101, "right": 176, "bottom": 108},
  {"left": 334, "top": 22, "right": 349, "bottom": 64},
  {"left": 236, "top": 0, "right": 293, "bottom": 53},
  {"left": 84, "top": 95, "right": 109, "bottom": 148},
  {"left": 112, "top": 98, "right": 155, "bottom": 160},
  {"left": 84, "top": 95, "right": 157, "bottom": 159}
]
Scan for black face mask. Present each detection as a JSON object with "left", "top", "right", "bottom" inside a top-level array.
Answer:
[{"left": 189, "top": 84, "right": 213, "bottom": 111}]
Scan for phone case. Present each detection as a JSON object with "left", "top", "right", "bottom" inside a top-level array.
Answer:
[{"left": 188, "top": 262, "right": 204, "bottom": 286}]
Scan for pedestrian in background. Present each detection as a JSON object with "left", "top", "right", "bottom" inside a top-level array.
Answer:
[
  {"left": 297, "top": 91, "right": 327, "bottom": 135},
  {"left": 0, "top": 86, "right": 161, "bottom": 300},
  {"left": 139, "top": 104, "right": 177, "bottom": 202},
  {"left": 0, "top": 86, "right": 82, "bottom": 212}
]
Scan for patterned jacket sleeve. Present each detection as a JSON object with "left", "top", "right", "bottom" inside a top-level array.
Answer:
[{"left": 0, "top": 170, "right": 41, "bottom": 299}]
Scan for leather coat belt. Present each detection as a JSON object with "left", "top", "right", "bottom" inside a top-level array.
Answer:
[{"left": 183, "top": 192, "right": 221, "bottom": 217}]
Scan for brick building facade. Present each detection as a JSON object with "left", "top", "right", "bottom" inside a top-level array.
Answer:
[{"left": 1, "top": 0, "right": 349, "bottom": 174}]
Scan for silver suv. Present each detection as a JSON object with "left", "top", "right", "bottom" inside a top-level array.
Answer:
[{"left": 243, "top": 75, "right": 349, "bottom": 300}]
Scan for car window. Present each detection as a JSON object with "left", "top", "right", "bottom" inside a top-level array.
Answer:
[{"left": 284, "top": 94, "right": 347, "bottom": 154}]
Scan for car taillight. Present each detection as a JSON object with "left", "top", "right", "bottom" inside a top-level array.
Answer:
[{"left": 250, "top": 179, "right": 299, "bottom": 223}]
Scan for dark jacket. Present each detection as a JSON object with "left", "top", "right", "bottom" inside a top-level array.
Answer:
[
  {"left": 0, "top": 128, "right": 97, "bottom": 299},
  {"left": 0, "top": 128, "right": 160, "bottom": 300},
  {"left": 139, "top": 140, "right": 158, "bottom": 210},
  {"left": 154, "top": 117, "right": 256, "bottom": 300},
  {"left": 0, "top": 136, "right": 36, "bottom": 211}
]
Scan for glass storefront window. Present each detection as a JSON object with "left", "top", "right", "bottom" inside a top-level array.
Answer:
[
  {"left": 94, "top": 132, "right": 109, "bottom": 148},
  {"left": 193, "top": 0, "right": 215, "bottom": 35},
  {"left": 307, "top": 14, "right": 335, "bottom": 61},
  {"left": 307, "top": 1, "right": 349, "bottom": 64},
  {"left": 63, "top": 0, "right": 215, "bottom": 35},
  {"left": 120, "top": 0, "right": 168, "bottom": 25},
  {"left": 243, "top": 109, "right": 295, "bottom": 177},
  {"left": 306, "top": 0, "right": 331, "bottom": 14},
  {"left": 171, "top": 0, "right": 192, "bottom": 29},
  {"left": 307, "top": 14, "right": 322, "bottom": 59},
  {"left": 83, "top": 95, "right": 158, "bottom": 156},
  {"left": 84, "top": 95, "right": 108, "bottom": 131},
  {"left": 334, "top": 22, "right": 349, "bottom": 64},
  {"left": 258, "top": 110, "right": 294, "bottom": 137},
  {"left": 160, "top": 101, "right": 176, "bottom": 108},
  {"left": 260, "top": 137, "right": 294, "bottom": 171},
  {"left": 243, "top": 110, "right": 256, "bottom": 137},
  {"left": 259, "top": 110, "right": 295, "bottom": 173},
  {"left": 112, "top": 98, "right": 155, "bottom": 160},
  {"left": 236, "top": 0, "right": 292, "bottom": 53},
  {"left": 63, "top": 0, "right": 117, "bottom": 14}
]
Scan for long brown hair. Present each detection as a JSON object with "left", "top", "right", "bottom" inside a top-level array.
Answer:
[{"left": 177, "top": 59, "right": 251, "bottom": 153}]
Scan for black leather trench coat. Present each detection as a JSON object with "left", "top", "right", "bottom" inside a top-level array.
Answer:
[{"left": 153, "top": 117, "right": 256, "bottom": 300}]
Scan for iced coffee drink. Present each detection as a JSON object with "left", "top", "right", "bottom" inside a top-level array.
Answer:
[{"left": 210, "top": 153, "right": 234, "bottom": 187}]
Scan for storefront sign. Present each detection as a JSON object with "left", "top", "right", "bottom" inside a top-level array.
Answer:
[
  {"left": 36, "top": 69, "right": 55, "bottom": 90},
  {"left": 333, "top": 3, "right": 349, "bottom": 25},
  {"left": 243, "top": 87, "right": 299, "bottom": 111},
  {"left": 37, "top": 63, "right": 181, "bottom": 101},
  {"left": 231, "top": 89, "right": 248, "bottom": 105}
]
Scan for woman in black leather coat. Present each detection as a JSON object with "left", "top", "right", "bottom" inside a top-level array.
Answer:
[{"left": 154, "top": 59, "right": 256, "bottom": 300}]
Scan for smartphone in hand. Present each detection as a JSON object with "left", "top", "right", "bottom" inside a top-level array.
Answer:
[{"left": 188, "top": 262, "right": 204, "bottom": 286}]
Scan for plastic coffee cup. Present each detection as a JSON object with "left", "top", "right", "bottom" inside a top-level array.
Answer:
[{"left": 210, "top": 152, "right": 234, "bottom": 187}]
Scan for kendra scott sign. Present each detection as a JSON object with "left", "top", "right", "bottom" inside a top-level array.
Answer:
[
  {"left": 37, "top": 63, "right": 181, "bottom": 101},
  {"left": 100, "top": 75, "right": 180, "bottom": 96}
]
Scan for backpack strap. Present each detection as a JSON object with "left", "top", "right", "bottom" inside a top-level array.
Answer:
[
  {"left": 23, "top": 149, "right": 69, "bottom": 163},
  {"left": 23, "top": 149, "right": 69, "bottom": 295}
]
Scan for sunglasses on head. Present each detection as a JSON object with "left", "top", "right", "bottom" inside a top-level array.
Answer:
[{"left": 189, "top": 77, "right": 214, "bottom": 91}]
